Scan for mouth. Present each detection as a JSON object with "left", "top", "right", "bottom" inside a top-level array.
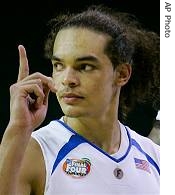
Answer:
[{"left": 61, "top": 93, "right": 84, "bottom": 104}]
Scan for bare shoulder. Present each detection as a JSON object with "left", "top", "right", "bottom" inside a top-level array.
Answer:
[{"left": 17, "top": 137, "right": 46, "bottom": 195}]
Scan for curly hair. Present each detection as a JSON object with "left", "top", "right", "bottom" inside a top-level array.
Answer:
[{"left": 44, "top": 5, "right": 160, "bottom": 121}]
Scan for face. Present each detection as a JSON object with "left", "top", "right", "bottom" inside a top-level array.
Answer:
[{"left": 52, "top": 28, "right": 119, "bottom": 118}]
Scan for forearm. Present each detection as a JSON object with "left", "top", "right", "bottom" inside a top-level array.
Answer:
[{"left": 0, "top": 124, "right": 31, "bottom": 195}]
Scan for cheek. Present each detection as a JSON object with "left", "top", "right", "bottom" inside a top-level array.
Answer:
[
  {"left": 87, "top": 80, "right": 111, "bottom": 96},
  {"left": 52, "top": 73, "right": 62, "bottom": 86},
  {"left": 97, "top": 80, "right": 115, "bottom": 101}
]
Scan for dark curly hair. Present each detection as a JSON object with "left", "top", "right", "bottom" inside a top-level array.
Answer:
[{"left": 44, "top": 5, "right": 160, "bottom": 121}]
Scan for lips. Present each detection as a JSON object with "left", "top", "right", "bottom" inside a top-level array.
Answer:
[{"left": 61, "top": 93, "right": 84, "bottom": 104}]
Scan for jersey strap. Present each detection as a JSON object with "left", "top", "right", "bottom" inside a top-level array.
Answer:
[{"left": 131, "top": 138, "right": 160, "bottom": 175}]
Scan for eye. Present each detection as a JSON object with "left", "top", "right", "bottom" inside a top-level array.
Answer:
[
  {"left": 53, "top": 62, "right": 64, "bottom": 71},
  {"left": 80, "top": 64, "right": 95, "bottom": 71}
]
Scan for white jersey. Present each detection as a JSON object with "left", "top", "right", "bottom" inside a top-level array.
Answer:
[{"left": 31, "top": 117, "right": 160, "bottom": 195}]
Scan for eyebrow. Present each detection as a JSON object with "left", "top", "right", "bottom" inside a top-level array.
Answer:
[{"left": 51, "top": 55, "right": 100, "bottom": 63}]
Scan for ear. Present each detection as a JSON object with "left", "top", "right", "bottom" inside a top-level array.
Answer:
[{"left": 114, "top": 64, "right": 132, "bottom": 86}]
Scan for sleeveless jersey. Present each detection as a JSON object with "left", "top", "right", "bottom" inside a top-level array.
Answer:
[{"left": 31, "top": 117, "right": 160, "bottom": 195}]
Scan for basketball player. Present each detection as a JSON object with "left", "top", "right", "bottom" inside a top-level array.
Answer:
[{"left": 0, "top": 5, "right": 160, "bottom": 195}]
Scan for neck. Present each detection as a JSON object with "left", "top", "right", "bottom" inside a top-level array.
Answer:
[{"left": 63, "top": 115, "right": 121, "bottom": 154}]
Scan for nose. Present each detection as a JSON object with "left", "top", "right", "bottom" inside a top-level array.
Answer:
[{"left": 62, "top": 67, "right": 80, "bottom": 87}]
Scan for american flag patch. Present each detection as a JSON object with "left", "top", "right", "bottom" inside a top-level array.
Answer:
[{"left": 134, "top": 158, "right": 151, "bottom": 173}]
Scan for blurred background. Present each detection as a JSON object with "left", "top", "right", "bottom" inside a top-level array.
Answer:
[{"left": 0, "top": 0, "right": 160, "bottom": 141}]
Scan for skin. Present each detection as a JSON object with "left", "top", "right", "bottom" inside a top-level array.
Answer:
[
  {"left": 52, "top": 28, "right": 131, "bottom": 151},
  {"left": 0, "top": 27, "right": 131, "bottom": 195}
]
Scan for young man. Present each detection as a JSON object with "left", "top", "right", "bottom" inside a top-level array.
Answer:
[{"left": 0, "top": 5, "right": 160, "bottom": 195}]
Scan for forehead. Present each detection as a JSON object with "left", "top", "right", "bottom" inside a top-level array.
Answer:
[{"left": 53, "top": 27, "right": 110, "bottom": 56}]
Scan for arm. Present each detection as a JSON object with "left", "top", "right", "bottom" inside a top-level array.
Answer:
[
  {"left": 0, "top": 45, "right": 56, "bottom": 195},
  {"left": 16, "top": 137, "right": 46, "bottom": 195}
]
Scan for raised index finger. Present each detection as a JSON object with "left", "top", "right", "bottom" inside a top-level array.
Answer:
[{"left": 17, "top": 45, "right": 29, "bottom": 82}]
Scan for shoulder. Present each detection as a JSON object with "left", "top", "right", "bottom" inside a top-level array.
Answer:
[
  {"left": 32, "top": 119, "right": 73, "bottom": 141},
  {"left": 130, "top": 126, "right": 159, "bottom": 148},
  {"left": 29, "top": 118, "right": 75, "bottom": 192},
  {"left": 31, "top": 119, "right": 74, "bottom": 153},
  {"left": 123, "top": 123, "right": 160, "bottom": 162}
]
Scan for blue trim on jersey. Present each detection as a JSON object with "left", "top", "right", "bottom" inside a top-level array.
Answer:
[
  {"left": 53, "top": 120, "right": 159, "bottom": 175},
  {"left": 56, "top": 120, "right": 132, "bottom": 163},
  {"left": 51, "top": 134, "right": 85, "bottom": 175},
  {"left": 131, "top": 138, "right": 160, "bottom": 175}
]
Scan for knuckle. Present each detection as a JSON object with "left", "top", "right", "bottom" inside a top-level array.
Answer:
[
  {"left": 9, "top": 83, "right": 17, "bottom": 92},
  {"left": 33, "top": 72, "right": 42, "bottom": 78}
]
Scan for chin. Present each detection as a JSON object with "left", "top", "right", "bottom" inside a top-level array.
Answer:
[{"left": 61, "top": 106, "right": 84, "bottom": 118}]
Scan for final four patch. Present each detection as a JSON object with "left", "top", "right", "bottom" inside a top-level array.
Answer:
[{"left": 63, "top": 158, "right": 91, "bottom": 178}]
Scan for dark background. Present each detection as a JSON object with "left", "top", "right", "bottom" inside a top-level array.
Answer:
[{"left": 0, "top": 0, "right": 159, "bottom": 141}]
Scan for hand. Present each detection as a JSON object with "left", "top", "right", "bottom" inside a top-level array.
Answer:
[{"left": 8, "top": 45, "right": 57, "bottom": 133}]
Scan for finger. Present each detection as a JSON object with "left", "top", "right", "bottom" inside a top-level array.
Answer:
[
  {"left": 22, "top": 72, "right": 57, "bottom": 93},
  {"left": 22, "top": 84, "right": 45, "bottom": 109},
  {"left": 17, "top": 79, "right": 43, "bottom": 91},
  {"left": 17, "top": 45, "right": 29, "bottom": 82}
]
